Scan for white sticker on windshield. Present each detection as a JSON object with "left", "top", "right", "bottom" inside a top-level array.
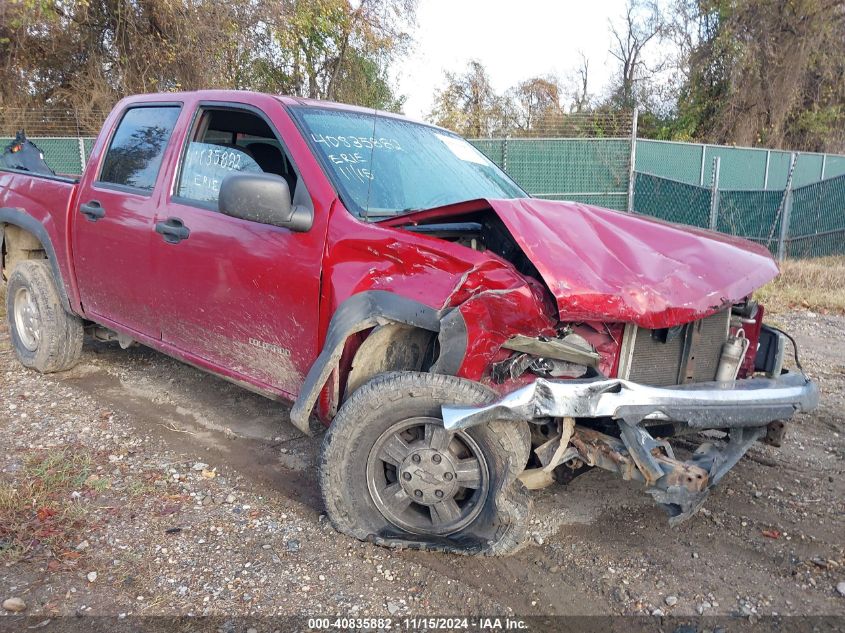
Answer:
[{"left": 436, "top": 134, "right": 488, "bottom": 165}]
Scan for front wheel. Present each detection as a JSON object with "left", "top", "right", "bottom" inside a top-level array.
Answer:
[{"left": 318, "top": 372, "right": 532, "bottom": 555}]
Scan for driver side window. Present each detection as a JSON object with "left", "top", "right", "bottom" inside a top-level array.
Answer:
[{"left": 176, "top": 107, "right": 298, "bottom": 207}]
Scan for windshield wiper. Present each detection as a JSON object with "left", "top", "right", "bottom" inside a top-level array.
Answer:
[
  {"left": 365, "top": 205, "right": 448, "bottom": 221},
  {"left": 363, "top": 209, "right": 402, "bottom": 218}
]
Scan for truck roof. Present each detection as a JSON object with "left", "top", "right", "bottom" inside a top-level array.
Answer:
[{"left": 120, "top": 89, "right": 438, "bottom": 129}]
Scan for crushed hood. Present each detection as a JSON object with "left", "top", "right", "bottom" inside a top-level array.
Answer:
[
  {"left": 486, "top": 198, "right": 778, "bottom": 328},
  {"left": 389, "top": 198, "right": 779, "bottom": 329}
]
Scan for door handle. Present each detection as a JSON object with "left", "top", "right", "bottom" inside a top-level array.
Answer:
[
  {"left": 155, "top": 217, "right": 191, "bottom": 244},
  {"left": 80, "top": 200, "right": 105, "bottom": 222}
]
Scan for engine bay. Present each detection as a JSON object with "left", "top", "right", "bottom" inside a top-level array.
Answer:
[{"left": 400, "top": 211, "right": 543, "bottom": 282}]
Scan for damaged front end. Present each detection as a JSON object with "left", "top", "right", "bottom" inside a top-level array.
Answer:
[
  {"left": 442, "top": 314, "right": 820, "bottom": 526},
  {"left": 373, "top": 198, "right": 820, "bottom": 527},
  {"left": 312, "top": 193, "right": 819, "bottom": 548}
]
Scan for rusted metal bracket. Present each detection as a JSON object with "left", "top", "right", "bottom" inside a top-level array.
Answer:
[
  {"left": 517, "top": 420, "right": 770, "bottom": 525},
  {"left": 569, "top": 426, "right": 709, "bottom": 493},
  {"left": 518, "top": 417, "right": 578, "bottom": 490}
]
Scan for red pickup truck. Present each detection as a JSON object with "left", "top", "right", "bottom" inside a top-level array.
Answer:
[{"left": 1, "top": 91, "right": 818, "bottom": 554}]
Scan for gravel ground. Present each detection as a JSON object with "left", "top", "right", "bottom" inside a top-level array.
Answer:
[{"left": 1, "top": 302, "right": 844, "bottom": 621}]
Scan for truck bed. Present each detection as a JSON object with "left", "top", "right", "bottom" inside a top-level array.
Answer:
[{"left": 0, "top": 167, "right": 81, "bottom": 309}]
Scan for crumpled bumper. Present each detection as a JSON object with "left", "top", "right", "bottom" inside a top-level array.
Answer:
[
  {"left": 441, "top": 372, "right": 819, "bottom": 524},
  {"left": 442, "top": 372, "right": 818, "bottom": 431}
]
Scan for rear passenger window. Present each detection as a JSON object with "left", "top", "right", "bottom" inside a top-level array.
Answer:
[{"left": 99, "top": 106, "right": 181, "bottom": 191}]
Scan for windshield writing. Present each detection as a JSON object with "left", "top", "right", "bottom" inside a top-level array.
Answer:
[{"left": 292, "top": 108, "right": 526, "bottom": 218}]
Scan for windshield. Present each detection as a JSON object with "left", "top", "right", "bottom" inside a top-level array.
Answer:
[{"left": 289, "top": 107, "right": 527, "bottom": 219}]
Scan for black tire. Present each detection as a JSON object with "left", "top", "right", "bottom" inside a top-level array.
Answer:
[
  {"left": 318, "top": 371, "right": 532, "bottom": 555},
  {"left": 5, "top": 260, "right": 83, "bottom": 373}
]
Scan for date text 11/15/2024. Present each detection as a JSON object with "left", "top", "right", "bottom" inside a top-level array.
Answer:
[{"left": 306, "top": 617, "right": 530, "bottom": 630}]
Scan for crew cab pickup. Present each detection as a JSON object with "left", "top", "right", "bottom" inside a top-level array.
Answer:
[{"left": 1, "top": 91, "right": 818, "bottom": 554}]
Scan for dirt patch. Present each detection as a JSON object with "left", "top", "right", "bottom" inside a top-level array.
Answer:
[{"left": 1, "top": 304, "right": 844, "bottom": 619}]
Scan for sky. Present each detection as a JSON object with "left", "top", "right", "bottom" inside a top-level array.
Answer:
[{"left": 394, "top": 0, "right": 627, "bottom": 120}]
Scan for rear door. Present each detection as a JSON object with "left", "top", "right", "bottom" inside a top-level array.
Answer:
[
  {"left": 150, "top": 102, "right": 325, "bottom": 398},
  {"left": 73, "top": 104, "right": 182, "bottom": 336}
]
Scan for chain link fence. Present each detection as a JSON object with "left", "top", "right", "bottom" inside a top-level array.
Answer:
[
  {"left": 472, "top": 117, "right": 844, "bottom": 259},
  {"left": 0, "top": 107, "right": 106, "bottom": 175},
  {"left": 631, "top": 173, "right": 713, "bottom": 227},
  {"left": 788, "top": 173, "right": 845, "bottom": 258},
  {"left": 471, "top": 138, "right": 633, "bottom": 210},
  {"left": 0, "top": 107, "right": 108, "bottom": 136},
  {"left": 0, "top": 136, "right": 95, "bottom": 175},
  {"left": 2, "top": 108, "right": 843, "bottom": 259},
  {"left": 470, "top": 111, "right": 636, "bottom": 211},
  {"left": 633, "top": 169, "right": 845, "bottom": 259}
]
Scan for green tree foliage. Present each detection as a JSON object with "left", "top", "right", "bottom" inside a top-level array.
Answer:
[
  {"left": 663, "top": 0, "right": 845, "bottom": 151},
  {"left": 427, "top": 60, "right": 511, "bottom": 137},
  {"left": 0, "top": 0, "right": 416, "bottom": 122},
  {"left": 428, "top": 1, "right": 842, "bottom": 152},
  {"left": 257, "top": 0, "right": 414, "bottom": 109}
]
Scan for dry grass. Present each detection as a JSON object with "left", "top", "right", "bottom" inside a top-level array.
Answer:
[
  {"left": 755, "top": 256, "right": 845, "bottom": 315},
  {"left": 0, "top": 447, "right": 96, "bottom": 561}
]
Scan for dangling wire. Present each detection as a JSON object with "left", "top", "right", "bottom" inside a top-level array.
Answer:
[{"left": 764, "top": 325, "right": 804, "bottom": 372}]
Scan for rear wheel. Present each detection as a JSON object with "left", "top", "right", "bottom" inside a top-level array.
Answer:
[
  {"left": 318, "top": 372, "right": 532, "bottom": 555},
  {"left": 6, "top": 260, "right": 83, "bottom": 372}
]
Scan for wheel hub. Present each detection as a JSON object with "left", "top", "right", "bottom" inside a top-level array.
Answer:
[
  {"left": 366, "top": 416, "right": 490, "bottom": 536},
  {"left": 397, "top": 448, "right": 459, "bottom": 505},
  {"left": 13, "top": 287, "right": 41, "bottom": 352}
]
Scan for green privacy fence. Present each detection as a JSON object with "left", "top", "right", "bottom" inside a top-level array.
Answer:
[
  {"left": 468, "top": 136, "right": 845, "bottom": 211},
  {"left": 470, "top": 138, "right": 632, "bottom": 210},
  {"left": 5, "top": 134, "right": 637, "bottom": 211},
  {"left": 8, "top": 133, "right": 845, "bottom": 193},
  {"left": 787, "top": 174, "right": 845, "bottom": 258},
  {"left": 633, "top": 171, "right": 845, "bottom": 259},
  {"left": 5, "top": 135, "right": 843, "bottom": 260},
  {"left": 1, "top": 136, "right": 94, "bottom": 176},
  {"left": 8, "top": 134, "right": 635, "bottom": 211},
  {"left": 636, "top": 139, "right": 845, "bottom": 190},
  {"left": 470, "top": 136, "right": 844, "bottom": 259}
]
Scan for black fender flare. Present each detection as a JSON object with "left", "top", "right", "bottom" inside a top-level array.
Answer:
[
  {"left": 0, "top": 207, "right": 73, "bottom": 312},
  {"left": 290, "top": 290, "right": 468, "bottom": 435}
]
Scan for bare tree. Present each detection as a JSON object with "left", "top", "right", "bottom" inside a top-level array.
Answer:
[
  {"left": 569, "top": 51, "right": 592, "bottom": 112},
  {"left": 507, "top": 76, "right": 563, "bottom": 134},
  {"left": 607, "top": 0, "right": 666, "bottom": 109}
]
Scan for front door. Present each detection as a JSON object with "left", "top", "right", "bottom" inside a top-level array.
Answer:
[
  {"left": 73, "top": 104, "right": 182, "bottom": 336},
  {"left": 151, "top": 104, "right": 324, "bottom": 397}
]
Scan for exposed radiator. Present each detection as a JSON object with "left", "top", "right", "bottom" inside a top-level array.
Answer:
[{"left": 619, "top": 310, "right": 730, "bottom": 386}]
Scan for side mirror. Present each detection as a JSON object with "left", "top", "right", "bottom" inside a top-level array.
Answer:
[{"left": 218, "top": 172, "right": 312, "bottom": 232}]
